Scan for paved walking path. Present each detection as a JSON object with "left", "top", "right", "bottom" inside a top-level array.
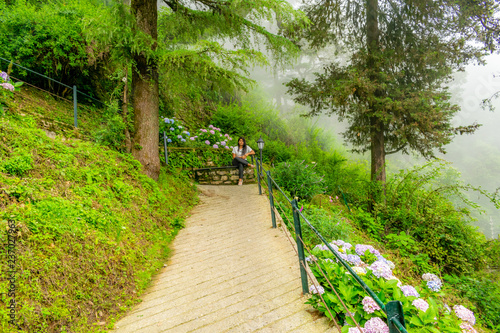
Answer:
[{"left": 111, "top": 184, "right": 336, "bottom": 333}]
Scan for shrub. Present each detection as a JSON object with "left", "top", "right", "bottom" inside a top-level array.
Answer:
[
  {"left": 0, "top": 1, "right": 109, "bottom": 98},
  {"left": 272, "top": 160, "right": 326, "bottom": 201}
]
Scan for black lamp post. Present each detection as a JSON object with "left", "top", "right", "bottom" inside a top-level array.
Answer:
[{"left": 256, "top": 137, "right": 264, "bottom": 194}]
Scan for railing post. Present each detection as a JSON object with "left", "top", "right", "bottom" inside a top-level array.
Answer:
[
  {"left": 256, "top": 155, "right": 262, "bottom": 195},
  {"left": 386, "top": 301, "right": 407, "bottom": 333},
  {"left": 163, "top": 131, "right": 168, "bottom": 165},
  {"left": 73, "top": 85, "right": 78, "bottom": 128},
  {"left": 292, "top": 198, "right": 308, "bottom": 294},
  {"left": 266, "top": 171, "right": 276, "bottom": 228}
]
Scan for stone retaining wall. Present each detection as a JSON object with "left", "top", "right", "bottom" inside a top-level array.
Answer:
[{"left": 195, "top": 167, "right": 256, "bottom": 185}]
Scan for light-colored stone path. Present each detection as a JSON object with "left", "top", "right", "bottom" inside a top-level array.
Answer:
[{"left": 111, "top": 184, "right": 336, "bottom": 333}]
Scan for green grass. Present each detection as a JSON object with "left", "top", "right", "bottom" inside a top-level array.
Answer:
[{"left": 0, "top": 90, "right": 198, "bottom": 332}]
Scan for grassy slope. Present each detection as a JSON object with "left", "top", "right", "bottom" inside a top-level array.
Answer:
[{"left": 0, "top": 88, "right": 198, "bottom": 332}]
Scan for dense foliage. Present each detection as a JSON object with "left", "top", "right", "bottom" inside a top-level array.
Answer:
[{"left": 0, "top": 0, "right": 109, "bottom": 99}]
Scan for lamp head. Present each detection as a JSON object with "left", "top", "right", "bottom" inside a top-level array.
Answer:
[{"left": 257, "top": 137, "right": 264, "bottom": 150}]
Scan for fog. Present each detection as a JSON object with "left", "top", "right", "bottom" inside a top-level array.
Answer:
[{"left": 249, "top": 49, "right": 500, "bottom": 238}]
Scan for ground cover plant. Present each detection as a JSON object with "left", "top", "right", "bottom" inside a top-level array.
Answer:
[
  {"left": 0, "top": 96, "right": 198, "bottom": 332},
  {"left": 307, "top": 240, "right": 479, "bottom": 333}
]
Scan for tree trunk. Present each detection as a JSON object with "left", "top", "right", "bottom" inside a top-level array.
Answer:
[
  {"left": 370, "top": 117, "right": 386, "bottom": 183},
  {"left": 131, "top": 0, "right": 160, "bottom": 180},
  {"left": 122, "top": 70, "right": 132, "bottom": 153},
  {"left": 366, "top": 0, "right": 385, "bottom": 184}
]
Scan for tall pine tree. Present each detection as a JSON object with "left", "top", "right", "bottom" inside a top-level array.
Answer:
[{"left": 286, "top": 0, "right": 499, "bottom": 185}]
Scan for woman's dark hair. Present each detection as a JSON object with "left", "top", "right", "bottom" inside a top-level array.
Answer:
[{"left": 238, "top": 137, "right": 247, "bottom": 154}]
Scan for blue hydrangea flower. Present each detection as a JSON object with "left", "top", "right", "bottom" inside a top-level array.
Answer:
[
  {"left": 170, "top": 127, "right": 175, "bottom": 131},
  {"left": 427, "top": 280, "right": 442, "bottom": 292},
  {"left": 167, "top": 138, "right": 172, "bottom": 143}
]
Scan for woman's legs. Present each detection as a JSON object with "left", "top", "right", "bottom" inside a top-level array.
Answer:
[{"left": 232, "top": 157, "right": 248, "bottom": 180}]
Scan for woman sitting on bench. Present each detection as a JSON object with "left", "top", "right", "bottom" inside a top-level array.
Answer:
[{"left": 232, "top": 137, "right": 255, "bottom": 186}]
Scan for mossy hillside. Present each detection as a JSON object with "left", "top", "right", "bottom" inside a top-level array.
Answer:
[{"left": 0, "top": 106, "right": 198, "bottom": 332}]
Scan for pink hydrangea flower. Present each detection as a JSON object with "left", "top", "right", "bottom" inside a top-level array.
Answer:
[
  {"left": 400, "top": 285, "right": 420, "bottom": 298},
  {"left": 362, "top": 296, "right": 381, "bottom": 314},
  {"left": 364, "top": 317, "right": 389, "bottom": 333},
  {"left": 1, "top": 82, "right": 14, "bottom": 91},
  {"left": 460, "top": 322, "right": 477, "bottom": 333},
  {"left": 453, "top": 305, "right": 475, "bottom": 325},
  {"left": 412, "top": 298, "right": 429, "bottom": 312}
]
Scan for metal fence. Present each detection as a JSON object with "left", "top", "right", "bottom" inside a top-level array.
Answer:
[
  {"left": 255, "top": 159, "right": 408, "bottom": 333},
  {"left": 0, "top": 56, "right": 106, "bottom": 127}
]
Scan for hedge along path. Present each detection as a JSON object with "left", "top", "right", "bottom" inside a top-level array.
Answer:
[{"left": 111, "top": 184, "right": 337, "bottom": 333}]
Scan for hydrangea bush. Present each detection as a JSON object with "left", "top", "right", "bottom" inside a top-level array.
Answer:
[
  {"left": 192, "top": 124, "right": 236, "bottom": 149},
  {"left": 160, "top": 119, "right": 237, "bottom": 150},
  {"left": 160, "top": 117, "right": 190, "bottom": 145},
  {"left": 0, "top": 70, "right": 23, "bottom": 114},
  {"left": 306, "top": 240, "right": 478, "bottom": 333}
]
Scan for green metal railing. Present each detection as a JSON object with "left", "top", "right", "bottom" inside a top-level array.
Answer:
[
  {"left": 0, "top": 57, "right": 106, "bottom": 128},
  {"left": 255, "top": 158, "right": 407, "bottom": 333}
]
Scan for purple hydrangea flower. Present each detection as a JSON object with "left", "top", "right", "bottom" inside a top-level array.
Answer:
[
  {"left": 0, "top": 71, "right": 8, "bottom": 81},
  {"left": 200, "top": 129, "right": 207, "bottom": 132},
  {"left": 190, "top": 137, "right": 196, "bottom": 140},
  {"left": 348, "top": 327, "right": 365, "bottom": 333},
  {"left": 309, "top": 285, "right": 325, "bottom": 295},
  {"left": 364, "top": 317, "right": 389, "bottom": 333},
  {"left": 225, "top": 146, "right": 230, "bottom": 149},
  {"left": 453, "top": 305, "right": 475, "bottom": 325},
  {"left": 181, "top": 139, "right": 186, "bottom": 142},
  {"left": 305, "top": 255, "right": 317, "bottom": 263},
  {"left": 210, "top": 130, "right": 215, "bottom": 134},
  {"left": 355, "top": 244, "right": 380, "bottom": 256},
  {"left": 376, "top": 255, "right": 395, "bottom": 269},
  {"left": 362, "top": 296, "right": 381, "bottom": 314},
  {"left": 369, "top": 261, "right": 393, "bottom": 279},
  {"left": 332, "top": 240, "right": 352, "bottom": 249},
  {"left": 412, "top": 298, "right": 429, "bottom": 312},
  {"left": 346, "top": 254, "right": 362, "bottom": 266},
  {"left": 213, "top": 144, "right": 219, "bottom": 148},
  {"left": 209, "top": 124, "right": 214, "bottom": 128},
  {"left": 221, "top": 141, "right": 226, "bottom": 146},
  {"left": 328, "top": 243, "right": 340, "bottom": 252},
  {"left": 169, "top": 127, "right": 175, "bottom": 131},
  {"left": 177, "top": 134, "right": 182, "bottom": 139},
  {"left": 205, "top": 140, "right": 210, "bottom": 145},
  {"left": 314, "top": 244, "right": 328, "bottom": 251},
  {"left": 400, "top": 285, "right": 420, "bottom": 298}
]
